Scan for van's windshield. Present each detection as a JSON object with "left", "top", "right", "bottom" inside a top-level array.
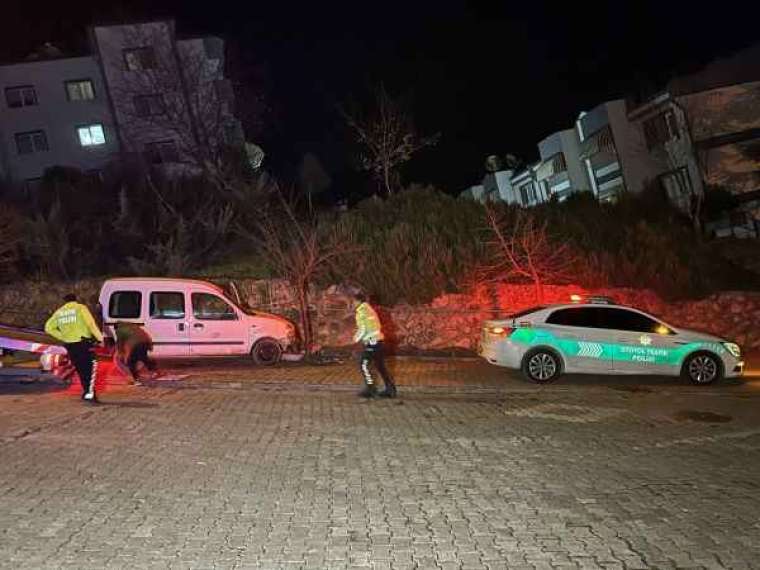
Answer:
[{"left": 225, "top": 296, "right": 257, "bottom": 316}]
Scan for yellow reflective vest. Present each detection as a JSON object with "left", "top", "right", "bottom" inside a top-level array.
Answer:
[
  {"left": 45, "top": 302, "right": 104, "bottom": 344},
  {"left": 353, "top": 302, "right": 384, "bottom": 344}
]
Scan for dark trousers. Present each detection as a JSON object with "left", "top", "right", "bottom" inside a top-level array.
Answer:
[
  {"left": 126, "top": 343, "right": 156, "bottom": 377},
  {"left": 360, "top": 341, "right": 395, "bottom": 388},
  {"left": 65, "top": 340, "right": 96, "bottom": 396}
]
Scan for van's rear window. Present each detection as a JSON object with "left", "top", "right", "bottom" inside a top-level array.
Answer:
[{"left": 109, "top": 291, "right": 142, "bottom": 319}]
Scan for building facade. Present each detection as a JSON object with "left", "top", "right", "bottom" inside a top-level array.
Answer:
[
  {"left": 0, "top": 56, "right": 118, "bottom": 185},
  {"left": 0, "top": 19, "right": 242, "bottom": 187},
  {"left": 536, "top": 128, "right": 588, "bottom": 202}
]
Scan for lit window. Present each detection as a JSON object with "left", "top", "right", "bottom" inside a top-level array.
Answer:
[
  {"left": 15, "top": 131, "right": 48, "bottom": 154},
  {"left": 66, "top": 80, "right": 95, "bottom": 101},
  {"left": 78, "top": 124, "right": 106, "bottom": 147},
  {"left": 5, "top": 86, "right": 37, "bottom": 108},
  {"left": 124, "top": 47, "right": 157, "bottom": 71}
]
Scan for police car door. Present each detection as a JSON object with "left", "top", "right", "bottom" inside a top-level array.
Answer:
[
  {"left": 601, "top": 308, "right": 678, "bottom": 375},
  {"left": 544, "top": 307, "right": 613, "bottom": 373}
]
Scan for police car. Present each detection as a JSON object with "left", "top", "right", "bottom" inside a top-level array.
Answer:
[{"left": 479, "top": 296, "right": 744, "bottom": 385}]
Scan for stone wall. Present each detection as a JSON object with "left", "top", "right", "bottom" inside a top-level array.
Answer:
[
  {"left": 0, "top": 279, "right": 102, "bottom": 329},
  {"left": 228, "top": 280, "right": 760, "bottom": 353},
  {"left": 1, "top": 277, "right": 758, "bottom": 352}
]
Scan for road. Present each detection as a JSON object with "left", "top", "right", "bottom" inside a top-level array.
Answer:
[{"left": 1, "top": 357, "right": 760, "bottom": 569}]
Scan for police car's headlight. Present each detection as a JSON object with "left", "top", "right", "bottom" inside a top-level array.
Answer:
[{"left": 722, "top": 342, "right": 741, "bottom": 358}]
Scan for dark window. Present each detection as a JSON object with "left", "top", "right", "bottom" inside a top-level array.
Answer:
[
  {"left": 86, "top": 169, "right": 103, "bottom": 182},
  {"left": 149, "top": 292, "right": 185, "bottom": 319},
  {"left": 124, "top": 47, "right": 157, "bottom": 71},
  {"left": 15, "top": 131, "right": 48, "bottom": 154},
  {"left": 192, "top": 293, "right": 237, "bottom": 321},
  {"left": 145, "top": 140, "right": 179, "bottom": 164},
  {"left": 5, "top": 86, "right": 37, "bottom": 108},
  {"left": 643, "top": 110, "right": 679, "bottom": 149},
  {"left": 519, "top": 185, "right": 529, "bottom": 204},
  {"left": 546, "top": 308, "right": 600, "bottom": 328},
  {"left": 223, "top": 121, "right": 244, "bottom": 145},
  {"left": 596, "top": 308, "right": 670, "bottom": 333},
  {"left": 134, "top": 94, "right": 165, "bottom": 117},
  {"left": 65, "top": 80, "right": 95, "bottom": 101},
  {"left": 109, "top": 291, "right": 142, "bottom": 319},
  {"left": 24, "top": 178, "right": 42, "bottom": 194}
]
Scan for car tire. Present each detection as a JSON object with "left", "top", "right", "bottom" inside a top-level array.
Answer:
[
  {"left": 682, "top": 351, "right": 723, "bottom": 385},
  {"left": 521, "top": 348, "right": 562, "bottom": 384},
  {"left": 251, "top": 338, "right": 283, "bottom": 366}
]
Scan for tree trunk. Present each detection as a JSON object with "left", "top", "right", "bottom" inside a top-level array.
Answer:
[
  {"left": 533, "top": 273, "right": 544, "bottom": 304},
  {"left": 383, "top": 163, "right": 392, "bottom": 196},
  {"left": 297, "top": 282, "right": 312, "bottom": 354}
]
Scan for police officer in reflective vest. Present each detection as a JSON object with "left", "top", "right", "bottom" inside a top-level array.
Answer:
[
  {"left": 352, "top": 291, "right": 397, "bottom": 399},
  {"left": 45, "top": 294, "right": 104, "bottom": 402}
]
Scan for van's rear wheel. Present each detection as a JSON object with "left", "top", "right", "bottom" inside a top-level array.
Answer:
[{"left": 251, "top": 338, "right": 282, "bottom": 366}]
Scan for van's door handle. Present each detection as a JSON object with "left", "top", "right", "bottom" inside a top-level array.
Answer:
[
  {"left": 194, "top": 323, "right": 204, "bottom": 329},
  {"left": 178, "top": 323, "right": 185, "bottom": 332}
]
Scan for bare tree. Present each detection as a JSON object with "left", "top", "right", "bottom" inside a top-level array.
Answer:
[
  {"left": 481, "top": 205, "right": 576, "bottom": 302},
  {"left": 341, "top": 84, "right": 439, "bottom": 195},
  {"left": 106, "top": 23, "right": 246, "bottom": 187},
  {"left": 244, "top": 188, "right": 360, "bottom": 353}
]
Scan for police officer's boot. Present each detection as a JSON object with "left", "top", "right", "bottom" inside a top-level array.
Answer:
[
  {"left": 378, "top": 381, "right": 397, "bottom": 398},
  {"left": 358, "top": 383, "right": 377, "bottom": 398}
]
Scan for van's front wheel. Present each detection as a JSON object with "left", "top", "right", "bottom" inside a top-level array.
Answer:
[{"left": 251, "top": 338, "right": 283, "bottom": 366}]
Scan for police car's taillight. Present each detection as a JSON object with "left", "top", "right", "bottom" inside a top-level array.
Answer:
[{"left": 488, "top": 326, "right": 513, "bottom": 337}]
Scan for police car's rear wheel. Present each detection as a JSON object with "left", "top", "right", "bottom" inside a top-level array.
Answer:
[
  {"left": 522, "top": 349, "right": 561, "bottom": 383},
  {"left": 682, "top": 351, "right": 722, "bottom": 385},
  {"left": 251, "top": 338, "right": 282, "bottom": 366}
]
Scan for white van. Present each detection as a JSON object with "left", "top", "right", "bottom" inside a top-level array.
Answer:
[{"left": 99, "top": 278, "right": 297, "bottom": 365}]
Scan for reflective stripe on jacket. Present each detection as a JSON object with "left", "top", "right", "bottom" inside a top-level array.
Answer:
[
  {"left": 354, "top": 302, "right": 384, "bottom": 344},
  {"left": 45, "top": 302, "right": 104, "bottom": 344}
]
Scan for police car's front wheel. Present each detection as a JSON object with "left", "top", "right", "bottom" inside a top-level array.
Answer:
[
  {"left": 522, "top": 349, "right": 562, "bottom": 384},
  {"left": 682, "top": 351, "right": 723, "bottom": 385}
]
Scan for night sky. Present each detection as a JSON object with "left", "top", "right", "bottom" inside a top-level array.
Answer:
[{"left": 2, "top": 1, "right": 758, "bottom": 197}]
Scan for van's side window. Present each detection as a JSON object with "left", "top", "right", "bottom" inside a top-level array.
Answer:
[
  {"left": 149, "top": 292, "right": 185, "bottom": 319},
  {"left": 109, "top": 291, "right": 142, "bottom": 319},
  {"left": 192, "top": 293, "right": 237, "bottom": 321}
]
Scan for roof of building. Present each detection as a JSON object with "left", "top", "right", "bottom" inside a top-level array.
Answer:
[{"left": 669, "top": 43, "right": 760, "bottom": 96}]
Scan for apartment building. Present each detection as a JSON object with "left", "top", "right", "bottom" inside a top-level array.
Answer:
[
  {"left": 0, "top": 55, "right": 118, "bottom": 186},
  {"left": 0, "top": 20, "right": 242, "bottom": 188},
  {"left": 536, "top": 128, "right": 588, "bottom": 201},
  {"left": 627, "top": 44, "right": 760, "bottom": 215}
]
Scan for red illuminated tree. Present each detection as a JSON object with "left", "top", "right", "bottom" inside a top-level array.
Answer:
[
  {"left": 481, "top": 205, "right": 576, "bottom": 302},
  {"left": 243, "top": 187, "right": 360, "bottom": 353}
]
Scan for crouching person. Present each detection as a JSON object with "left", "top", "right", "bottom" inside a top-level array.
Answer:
[{"left": 114, "top": 322, "right": 158, "bottom": 385}]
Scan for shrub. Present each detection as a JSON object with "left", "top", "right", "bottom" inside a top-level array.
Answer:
[{"left": 326, "top": 185, "right": 487, "bottom": 303}]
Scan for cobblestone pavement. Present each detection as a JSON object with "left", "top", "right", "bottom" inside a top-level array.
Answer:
[{"left": 1, "top": 358, "right": 760, "bottom": 569}]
